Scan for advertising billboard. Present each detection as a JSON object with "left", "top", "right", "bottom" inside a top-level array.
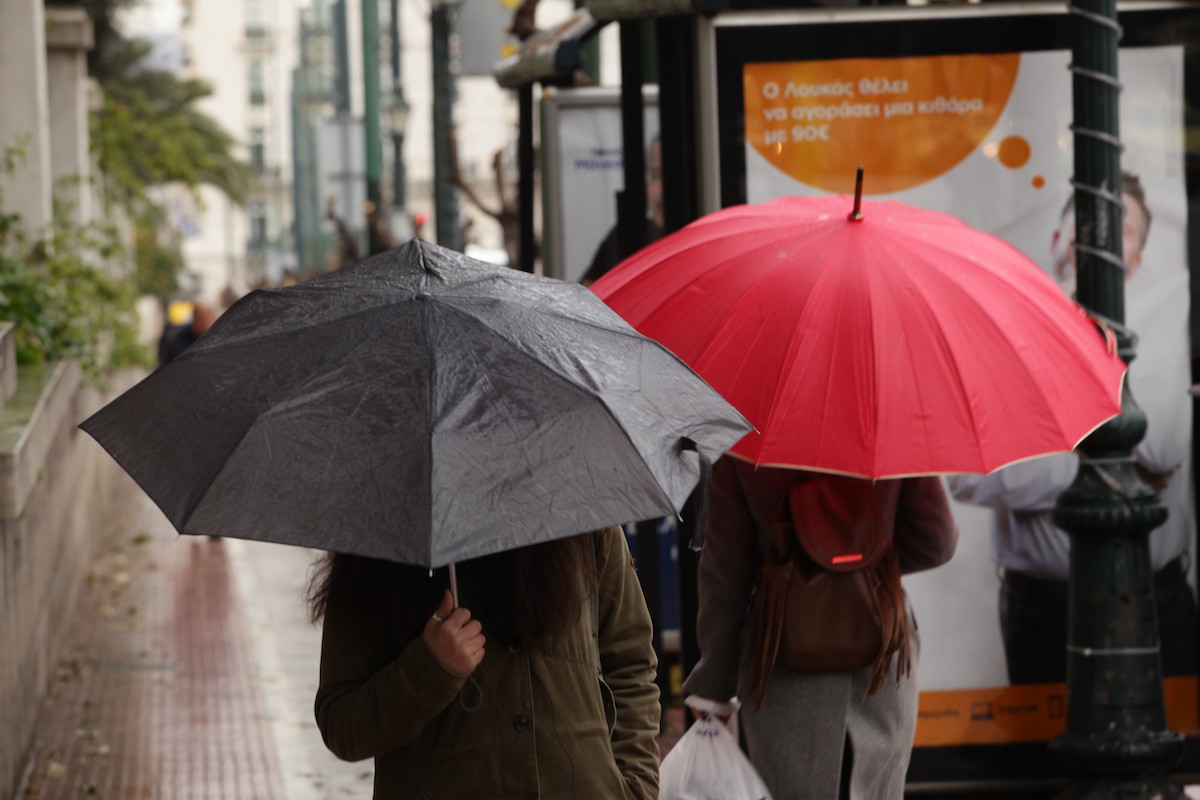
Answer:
[
  {"left": 541, "top": 86, "right": 660, "bottom": 283},
  {"left": 701, "top": 1, "right": 1199, "bottom": 788}
]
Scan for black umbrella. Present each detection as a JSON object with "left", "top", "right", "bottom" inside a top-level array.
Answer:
[{"left": 81, "top": 240, "right": 749, "bottom": 568}]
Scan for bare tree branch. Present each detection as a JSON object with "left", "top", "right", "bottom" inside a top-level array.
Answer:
[
  {"left": 325, "top": 194, "right": 360, "bottom": 268},
  {"left": 364, "top": 200, "right": 401, "bottom": 250}
]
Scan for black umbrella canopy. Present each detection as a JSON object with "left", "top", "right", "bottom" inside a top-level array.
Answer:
[{"left": 82, "top": 240, "right": 749, "bottom": 567}]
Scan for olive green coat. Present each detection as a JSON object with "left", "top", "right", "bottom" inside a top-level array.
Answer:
[{"left": 315, "top": 528, "right": 661, "bottom": 800}]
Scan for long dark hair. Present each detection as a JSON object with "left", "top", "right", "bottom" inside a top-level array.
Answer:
[{"left": 307, "top": 533, "right": 599, "bottom": 650}]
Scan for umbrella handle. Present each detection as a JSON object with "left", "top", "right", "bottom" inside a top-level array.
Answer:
[{"left": 445, "top": 561, "right": 481, "bottom": 713}]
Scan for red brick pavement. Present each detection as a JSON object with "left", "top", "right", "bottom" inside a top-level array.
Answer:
[{"left": 16, "top": 488, "right": 287, "bottom": 799}]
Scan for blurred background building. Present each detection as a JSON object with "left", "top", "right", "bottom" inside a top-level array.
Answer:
[{"left": 120, "top": 0, "right": 582, "bottom": 302}]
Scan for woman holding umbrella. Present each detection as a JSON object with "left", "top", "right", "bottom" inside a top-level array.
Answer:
[
  {"left": 682, "top": 461, "right": 957, "bottom": 800},
  {"left": 308, "top": 527, "right": 662, "bottom": 800},
  {"left": 79, "top": 239, "right": 753, "bottom": 799}
]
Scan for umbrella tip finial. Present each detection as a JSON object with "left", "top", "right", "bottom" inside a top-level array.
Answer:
[{"left": 848, "top": 166, "right": 865, "bottom": 222}]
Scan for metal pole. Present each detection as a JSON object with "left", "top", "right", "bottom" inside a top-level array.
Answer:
[
  {"left": 1050, "top": 1, "right": 1184, "bottom": 795},
  {"left": 333, "top": 1, "right": 351, "bottom": 114},
  {"left": 517, "top": 84, "right": 535, "bottom": 272},
  {"left": 655, "top": 14, "right": 701, "bottom": 732},
  {"left": 362, "top": 0, "right": 384, "bottom": 255},
  {"left": 617, "top": 20, "right": 646, "bottom": 262},
  {"left": 655, "top": 15, "right": 699, "bottom": 234},
  {"left": 431, "top": 0, "right": 461, "bottom": 251},
  {"left": 389, "top": 0, "right": 407, "bottom": 227},
  {"left": 290, "top": 76, "right": 306, "bottom": 272}
]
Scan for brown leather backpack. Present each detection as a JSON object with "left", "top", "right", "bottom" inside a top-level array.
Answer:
[{"left": 747, "top": 474, "right": 911, "bottom": 708}]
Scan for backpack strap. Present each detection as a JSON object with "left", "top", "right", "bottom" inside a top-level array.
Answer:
[
  {"left": 866, "top": 546, "right": 911, "bottom": 696},
  {"left": 747, "top": 509, "right": 799, "bottom": 708}
]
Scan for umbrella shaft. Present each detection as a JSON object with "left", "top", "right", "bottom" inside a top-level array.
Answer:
[{"left": 449, "top": 562, "right": 459, "bottom": 608}]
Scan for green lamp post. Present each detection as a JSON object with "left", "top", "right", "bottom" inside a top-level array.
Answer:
[
  {"left": 431, "top": 0, "right": 461, "bottom": 252},
  {"left": 362, "top": 0, "right": 385, "bottom": 255},
  {"left": 388, "top": 0, "right": 410, "bottom": 231},
  {"left": 1050, "top": 1, "right": 1184, "bottom": 795}
]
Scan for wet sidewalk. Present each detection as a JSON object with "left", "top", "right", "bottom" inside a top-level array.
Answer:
[
  {"left": 15, "top": 475, "right": 343, "bottom": 799},
  {"left": 16, "top": 476, "right": 683, "bottom": 799}
]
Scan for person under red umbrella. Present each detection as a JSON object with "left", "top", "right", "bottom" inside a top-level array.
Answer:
[
  {"left": 683, "top": 460, "right": 957, "bottom": 800},
  {"left": 591, "top": 183, "right": 1126, "bottom": 800}
]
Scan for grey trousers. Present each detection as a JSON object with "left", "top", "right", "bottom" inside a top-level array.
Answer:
[{"left": 738, "top": 632, "right": 919, "bottom": 800}]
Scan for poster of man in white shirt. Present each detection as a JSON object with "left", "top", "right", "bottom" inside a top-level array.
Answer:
[{"left": 736, "top": 40, "right": 1195, "bottom": 707}]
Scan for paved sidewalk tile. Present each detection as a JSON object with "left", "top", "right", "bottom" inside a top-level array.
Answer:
[{"left": 17, "top": 482, "right": 287, "bottom": 799}]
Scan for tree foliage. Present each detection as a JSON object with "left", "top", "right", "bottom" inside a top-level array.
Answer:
[
  {"left": 90, "top": 40, "right": 254, "bottom": 215},
  {"left": 0, "top": 144, "right": 146, "bottom": 379},
  {"left": 44, "top": 0, "right": 254, "bottom": 211},
  {"left": 45, "top": 0, "right": 254, "bottom": 306}
]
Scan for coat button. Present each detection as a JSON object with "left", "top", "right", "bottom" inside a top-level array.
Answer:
[{"left": 512, "top": 714, "right": 531, "bottom": 731}]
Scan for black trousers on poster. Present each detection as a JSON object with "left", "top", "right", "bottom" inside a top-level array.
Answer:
[{"left": 1000, "top": 557, "right": 1200, "bottom": 685}]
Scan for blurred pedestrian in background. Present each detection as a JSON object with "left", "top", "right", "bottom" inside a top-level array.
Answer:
[
  {"left": 581, "top": 135, "right": 664, "bottom": 287},
  {"left": 157, "top": 299, "right": 216, "bottom": 367}
]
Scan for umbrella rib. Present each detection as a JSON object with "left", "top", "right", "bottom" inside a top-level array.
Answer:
[
  {"left": 747, "top": 230, "right": 847, "bottom": 461},
  {"left": 460, "top": 281, "right": 736, "bottom": 404},
  {"left": 497, "top": 282, "right": 680, "bottom": 348},
  {"left": 177, "top": 299, "right": 418, "bottom": 360},
  {"left": 910, "top": 238, "right": 1120, "bottom": 463},
  {"left": 433, "top": 301, "right": 680, "bottom": 515},
  {"left": 683, "top": 233, "right": 814, "bottom": 362},
  {"left": 602, "top": 227, "right": 797, "bottom": 359},
  {"left": 883, "top": 250, "right": 1003, "bottom": 474},
  {"left": 421, "top": 295, "right": 437, "bottom": 567},
  {"left": 175, "top": 307, "right": 427, "bottom": 531}
]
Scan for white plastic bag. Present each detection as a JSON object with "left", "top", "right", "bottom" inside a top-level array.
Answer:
[{"left": 659, "top": 714, "right": 773, "bottom": 800}]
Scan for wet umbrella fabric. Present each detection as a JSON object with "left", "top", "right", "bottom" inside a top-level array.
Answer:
[
  {"left": 591, "top": 194, "right": 1127, "bottom": 479},
  {"left": 81, "top": 240, "right": 749, "bottom": 567}
]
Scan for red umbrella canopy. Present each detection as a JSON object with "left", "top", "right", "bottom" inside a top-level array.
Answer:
[{"left": 591, "top": 194, "right": 1127, "bottom": 479}]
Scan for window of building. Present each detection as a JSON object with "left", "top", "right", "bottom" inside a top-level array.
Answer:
[
  {"left": 249, "top": 127, "right": 266, "bottom": 172},
  {"left": 246, "top": 0, "right": 266, "bottom": 36},
  {"left": 250, "top": 204, "right": 268, "bottom": 247},
  {"left": 249, "top": 60, "right": 266, "bottom": 105}
]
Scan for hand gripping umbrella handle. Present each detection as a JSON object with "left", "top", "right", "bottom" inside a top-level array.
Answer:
[{"left": 444, "top": 562, "right": 482, "bottom": 712}]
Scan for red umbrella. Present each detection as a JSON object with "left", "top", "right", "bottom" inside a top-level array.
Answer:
[{"left": 590, "top": 193, "right": 1127, "bottom": 479}]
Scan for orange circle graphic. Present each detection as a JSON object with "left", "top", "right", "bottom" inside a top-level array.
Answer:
[
  {"left": 1032, "top": 175, "right": 1046, "bottom": 189},
  {"left": 997, "top": 135, "right": 1031, "bottom": 169},
  {"left": 745, "top": 53, "right": 1021, "bottom": 195}
]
